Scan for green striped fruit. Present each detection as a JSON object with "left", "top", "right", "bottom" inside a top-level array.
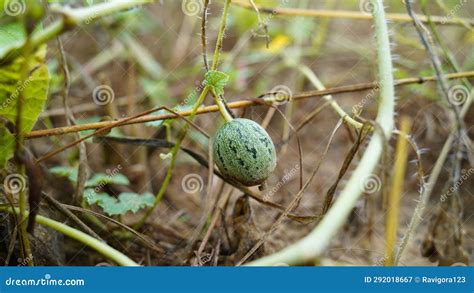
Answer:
[{"left": 213, "top": 118, "right": 276, "bottom": 186}]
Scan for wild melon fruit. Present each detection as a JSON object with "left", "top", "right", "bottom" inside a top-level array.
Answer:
[{"left": 213, "top": 118, "right": 276, "bottom": 186}]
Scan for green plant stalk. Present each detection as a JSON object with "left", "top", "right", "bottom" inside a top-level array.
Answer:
[
  {"left": 54, "top": 0, "right": 152, "bottom": 25},
  {"left": 211, "top": 0, "right": 233, "bottom": 122},
  {"left": 136, "top": 87, "right": 210, "bottom": 228},
  {"left": 17, "top": 165, "right": 32, "bottom": 266},
  {"left": 296, "top": 64, "right": 363, "bottom": 129},
  {"left": 0, "top": 207, "right": 138, "bottom": 266},
  {"left": 211, "top": 0, "right": 231, "bottom": 71},
  {"left": 433, "top": 0, "right": 472, "bottom": 29},
  {"left": 136, "top": 0, "right": 232, "bottom": 228},
  {"left": 247, "top": 0, "right": 395, "bottom": 266},
  {"left": 420, "top": 1, "right": 471, "bottom": 89},
  {"left": 312, "top": 0, "right": 336, "bottom": 51},
  {"left": 15, "top": 31, "right": 34, "bottom": 266},
  {"left": 214, "top": 92, "right": 233, "bottom": 122}
]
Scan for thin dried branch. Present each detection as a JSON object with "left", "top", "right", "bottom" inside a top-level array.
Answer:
[
  {"left": 231, "top": 0, "right": 474, "bottom": 26},
  {"left": 25, "top": 71, "right": 474, "bottom": 139}
]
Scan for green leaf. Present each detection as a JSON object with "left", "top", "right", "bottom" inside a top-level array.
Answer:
[
  {"left": 85, "top": 173, "right": 130, "bottom": 187},
  {"left": 140, "top": 77, "right": 169, "bottom": 101},
  {"left": 0, "top": 45, "right": 50, "bottom": 133},
  {"left": 0, "top": 22, "right": 25, "bottom": 60},
  {"left": 51, "top": 165, "right": 130, "bottom": 190},
  {"left": 204, "top": 70, "right": 229, "bottom": 97},
  {"left": 0, "top": 123, "right": 14, "bottom": 168},
  {"left": 0, "top": 24, "right": 49, "bottom": 168},
  {"left": 112, "top": 192, "right": 154, "bottom": 214},
  {"left": 85, "top": 190, "right": 154, "bottom": 216},
  {"left": 50, "top": 166, "right": 79, "bottom": 183}
]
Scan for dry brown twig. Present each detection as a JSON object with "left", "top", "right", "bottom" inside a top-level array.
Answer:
[
  {"left": 231, "top": 0, "right": 474, "bottom": 26},
  {"left": 26, "top": 72, "right": 474, "bottom": 140}
]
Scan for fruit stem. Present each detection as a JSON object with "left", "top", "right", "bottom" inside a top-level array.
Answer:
[{"left": 214, "top": 92, "right": 233, "bottom": 122}]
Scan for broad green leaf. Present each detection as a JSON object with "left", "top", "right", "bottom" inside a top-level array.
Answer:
[
  {"left": 111, "top": 192, "right": 154, "bottom": 214},
  {"left": 0, "top": 123, "right": 14, "bottom": 168},
  {"left": 0, "top": 44, "right": 50, "bottom": 133},
  {"left": 204, "top": 70, "right": 229, "bottom": 97},
  {"left": 0, "top": 22, "right": 25, "bottom": 60},
  {"left": 50, "top": 166, "right": 79, "bottom": 183},
  {"left": 85, "top": 172, "right": 130, "bottom": 187},
  {"left": 85, "top": 190, "right": 154, "bottom": 216},
  {"left": 51, "top": 166, "right": 130, "bottom": 188},
  {"left": 140, "top": 77, "right": 169, "bottom": 102}
]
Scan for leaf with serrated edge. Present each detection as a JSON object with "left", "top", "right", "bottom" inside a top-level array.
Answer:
[{"left": 205, "top": 70, "right": 229, "bottom": 97}]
